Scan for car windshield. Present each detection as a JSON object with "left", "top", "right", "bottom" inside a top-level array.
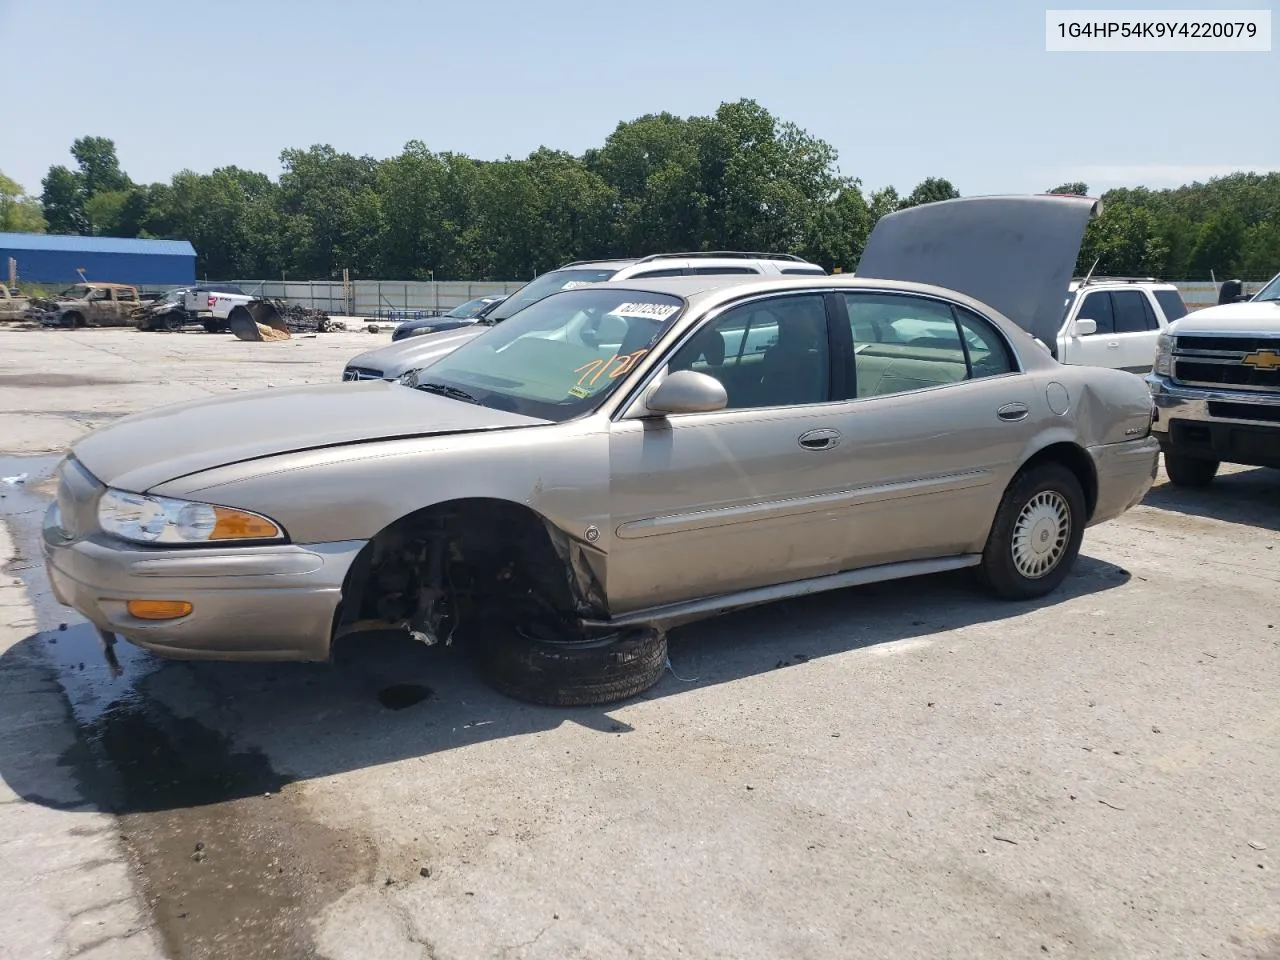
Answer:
[
  {"left": 1255, "top": 273, "right": 1280, "bottom": 302},
  {"left": 445, "top": 296, "right": 496, "bottom": 319},
  {"left": 415, "top": 287, "right": 684, "bottom": 422},
  {"left": 60, "top": 285, "right": 92, "bottom": 299},
  {"left": 483, "top": 267, "right": 621, "bottom": 322}
]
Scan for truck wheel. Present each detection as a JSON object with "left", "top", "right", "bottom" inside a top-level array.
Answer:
[
  {"left": 64, "top": 312, "right": 85, "bottom": 329},
  {"left": 978, "top": 462, "right": 1086, "bottom": 601},
  {"left": 202, "top": 319, "right": 224, "bottom": 334},
  {"left": 164, "top": 312, "right": 187, "bottom": 332},
  {"left": 472, "top": 619, "right": 667, "bottom": 707},
  {"left": 1163, "top": 453, "right": 1218, "bottom": 488}
]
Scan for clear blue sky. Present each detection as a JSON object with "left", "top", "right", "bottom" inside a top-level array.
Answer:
[{"left": 2, "top": 0, "right": 1276, "bottom": 199}]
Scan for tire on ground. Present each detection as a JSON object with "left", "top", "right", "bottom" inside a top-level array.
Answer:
[
  {"left": 472, "top": 620, "right": 667, "bottom": 707},
  {"left": 1163, "top": 453, "right": 1218, "bottom": 488},
  {"left": 979, "top": 461, "right": 1087, "bottom": 601}
]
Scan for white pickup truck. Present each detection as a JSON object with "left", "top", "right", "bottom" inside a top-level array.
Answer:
[
  {"left": 180, "top": 284, "right": 255, "bottom": 332},
  {"left": 1054, "top": 277, "right": 1188, "bottom": 373},
  {"left": 1147, "top": 270, "right": 1280, "bottom": 486}
]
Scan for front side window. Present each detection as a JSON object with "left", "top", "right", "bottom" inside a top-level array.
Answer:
[
  {"left": 1076, "top": 291, "right": 1115, "bottom": 334},
  {"left": 484, "top": 267, "right": 621, "bottom": 322},
  {"left": 418, "top": 288, "right": 684, "bottom": 422},
  {"left": 844, "top": 293, "right": 1013, "bottom": 398},
  {"left": 89, "top": 288, "right": 110, "bottom": 301},
  {"left": 665, "top": 294, "right": 830, "bottom": 409}
]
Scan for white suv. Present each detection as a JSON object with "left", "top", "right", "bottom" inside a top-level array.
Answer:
[
  {"left": 1055, "top": 277, "right": 1189, "bottom": 373},
  {"left": 342, "top": 252, "right": 825, "bottom": 381}
]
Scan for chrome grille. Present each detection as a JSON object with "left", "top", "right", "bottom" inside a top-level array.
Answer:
[{"left": 1171, "top": 334, "right": 1280, "bottom": 393}]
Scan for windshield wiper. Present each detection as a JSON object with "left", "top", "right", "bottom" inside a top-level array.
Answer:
[{"left": 415, "top": 381, "right": 479, "bottom": 404}]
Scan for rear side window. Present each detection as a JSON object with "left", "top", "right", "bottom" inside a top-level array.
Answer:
[
  {"left": 843, "top": 293, "right": 1012, "bottom": 398},
  {"left": 1153, "top": 289, "right": 1188, "bottom": 322},
  {"left": 1111, "top": 290, "right": 1151, "bottom": 333},
  {"left": 1076, "top": 292, "right": 1115, "bottom": 334},
  {"left": 628, "top": 268, "right": 686, "bottom": 278}
]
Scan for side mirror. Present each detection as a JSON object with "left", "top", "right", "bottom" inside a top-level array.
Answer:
[
  {"left": 1072, "top": 318, "right": 1097, "bottom": 337},
  {"left": 644, "top": 370, "right": 728, "bottom": 416}
]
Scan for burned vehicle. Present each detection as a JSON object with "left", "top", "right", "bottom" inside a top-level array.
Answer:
[
  {"left": 33, "top": 283, "right": 142, "bottom": 328},
  {"left": 42, "top": 196, "right": 1159, "bottom": 707}
]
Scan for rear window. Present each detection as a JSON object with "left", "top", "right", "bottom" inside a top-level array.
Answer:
[
  {"left": 486, "top": 267, "right": 621, "bottom": 322},
  {"left": 781, "top": 265, "right": 826, "bottom": 275},
  {"left": 1153, "top": 289, "right": 1188, "bottom": 321}
]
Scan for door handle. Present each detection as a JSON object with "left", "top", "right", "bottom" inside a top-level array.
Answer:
[
  {"left": 996, "top": 403, "right": 1029, "bottom": 422},
  {"left": 798, "top": 428, "right": 841, "bottom": 451}
]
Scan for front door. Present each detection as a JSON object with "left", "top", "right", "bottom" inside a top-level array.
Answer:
[{"left": 606, "top": 291, "right": 860, "bottom": 614}]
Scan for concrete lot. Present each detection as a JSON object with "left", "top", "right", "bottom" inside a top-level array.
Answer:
[{"left": 1, "top": 328, "right": 1278, "bottom": 960}]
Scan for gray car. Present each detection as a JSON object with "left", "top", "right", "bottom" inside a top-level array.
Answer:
[{"left": 42, "top": 195, "right": 1158, "bottom": 707}]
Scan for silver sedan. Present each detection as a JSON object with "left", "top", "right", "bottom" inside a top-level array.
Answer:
[{"left": 42, "top": 195, "right": 1158, "bottom": 705}]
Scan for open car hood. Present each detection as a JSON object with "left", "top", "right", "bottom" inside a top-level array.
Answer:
[
  {"left": 856, "top": 194, "right": 1102, "bottom": 346},
  {"left": 70, "top": 380, "right": 545, "bottom": 493}
]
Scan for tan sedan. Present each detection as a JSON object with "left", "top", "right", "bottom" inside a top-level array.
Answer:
[{"left": 42, "top": 196, "right": 1158, "bottom": 705}]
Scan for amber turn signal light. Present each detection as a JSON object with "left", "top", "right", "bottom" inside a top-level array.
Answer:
[{"left": 126, "top": 599, "right": 193, "bottom": 621}]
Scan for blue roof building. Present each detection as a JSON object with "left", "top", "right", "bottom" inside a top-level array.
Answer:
[{"left": 0, "top": 233, "right": 197, "bottom": 286}]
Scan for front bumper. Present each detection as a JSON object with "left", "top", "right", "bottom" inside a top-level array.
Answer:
[
  {"left": 1146, "top": 376, "right": 1280, "bottom": 469},
  {"left": 42, "top": 503, "right": 366, "bottom": 661}
]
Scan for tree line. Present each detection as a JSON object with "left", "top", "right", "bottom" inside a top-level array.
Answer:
[{"left": 2, "top": 99, "right": 1277, "bottom": 282}]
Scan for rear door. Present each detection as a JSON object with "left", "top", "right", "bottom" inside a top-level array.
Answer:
[
  {"left": 1109, "top": 288, "right": 1161, "bottom": 372},
  {"left": 834, "top": 290, "right": 1037, "bottom": 563}
]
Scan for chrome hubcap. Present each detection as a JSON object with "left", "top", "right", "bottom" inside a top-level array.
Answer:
[{"left": 1012, "top": 491, "right": 1071, "bottom": 579}]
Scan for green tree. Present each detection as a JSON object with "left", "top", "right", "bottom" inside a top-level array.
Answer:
[
  {"left": 1189, "top": 212, "right": 1245, "bottom": 278},
  {"left": 70, "top": 136, "right": 131, "bottom": 197},
  {"left": 900, "top": 177, "right": 960, "bottom": 209},
  {"left": 1077, "top": 201, "right": 1170, "bottom": 276},
  {"left": 1048, "top": 182, "right": 1089, "bottom": 196},
  {"left": 0, "top": 172, "right": 46, "bottom": 232},
  {"left": 868, "top": 186, "right": 901, "bottom": 224},
  {"left": 277, "top": 145, "right": 380, "bottom": 278},
  {"left": 40, "top": 166, "right": 87, "bottom": 234}
]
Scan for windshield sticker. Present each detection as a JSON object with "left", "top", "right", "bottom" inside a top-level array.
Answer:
[
  {"left": 606, "top": 302, "right": 680, "bottom": 321},
  {"left": 568, "top": 385, "right": 591, "bottom": 398},
  {"left": 561, "top": 280, "right": 594, "bottom": 290},
  {"left": 575, "top": 349, "right": 651, "bottom": 388}
]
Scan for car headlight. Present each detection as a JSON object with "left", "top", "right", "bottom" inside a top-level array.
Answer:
[
  {"left": 1153, "top": 333, "right": 1173, "bottom": 376},
  {"left": 97, "top": 489, "right": 284, "bottom": 545},
  {"left": 408, "top": 326, "right": 435, "bottom": 337}
]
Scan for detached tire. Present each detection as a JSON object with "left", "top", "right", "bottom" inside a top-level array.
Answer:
[
  {"left": 1163, "top": 453, "right": 1218, "bottom": 488},
  {"left": 473, "top": 621, "right": 667, "bottom": 707},
  {"left": 979, "top": 463, "right": 1086, "bottom": 600}
]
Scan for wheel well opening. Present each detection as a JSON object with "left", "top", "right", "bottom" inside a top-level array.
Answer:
[
  {"left": 334, "top": 498, "right": 587, "bottom": 653},
  {"left": 1020, "top": 442, "right": 1098, "bottom": 520}
]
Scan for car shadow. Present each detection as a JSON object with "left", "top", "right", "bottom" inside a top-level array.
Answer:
[
  {"left": 1, "top": 544, "right": 1131, "bottom": 816},
  {"left": 1141, "top": 467, "right": 1280, "bottom": 533}
]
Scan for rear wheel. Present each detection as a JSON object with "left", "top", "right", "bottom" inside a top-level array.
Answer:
[
  {"left": 979, "top": 463, "right": 1086, "bottom": 600},
  {"left": 1163, "top": 453, "right": 1218, "bottom": 488}
]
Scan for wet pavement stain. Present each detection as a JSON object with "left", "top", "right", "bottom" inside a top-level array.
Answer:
[
  {"left": 1, "top": 455, "right": 375, "bottom": 960},
  {"left": 377, "top": 683, "right": 434, "bottom": 710}
]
